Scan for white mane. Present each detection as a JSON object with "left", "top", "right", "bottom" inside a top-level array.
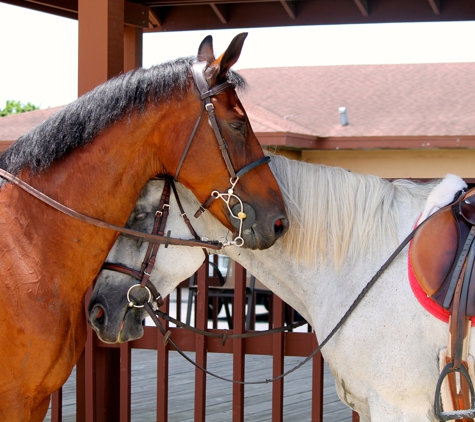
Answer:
[{"left": 269, "top": 154, "right": 438, "bottom": 269}]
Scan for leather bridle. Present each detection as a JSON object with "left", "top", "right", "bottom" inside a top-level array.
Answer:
[
  {"left": 102, "top": 175, "right": 207, "bottom": 309},
  {"left": 101, "top": 62, "right": 274, "bottom": 309},
  {"left": 176, "top": 61, "right": 271, "bottom": 247},
  {"left": 0, "top": 61, "right": 271, "bottom": 252},
  {"left": 0, "top": 60, "right": 275, "bottom": 326}
]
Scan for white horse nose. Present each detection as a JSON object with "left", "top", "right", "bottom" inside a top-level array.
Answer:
[{"left": 89, "top": 305, "right": 106, "bottom": 330}]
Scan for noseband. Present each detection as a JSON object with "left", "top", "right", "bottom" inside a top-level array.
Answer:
[{"left": 175, "top": 61, "right": 271, "bottom": 247}]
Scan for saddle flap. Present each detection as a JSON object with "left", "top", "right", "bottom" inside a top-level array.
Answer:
[{"left": 411, "top": 207, "right": 459, "bottom": 297}]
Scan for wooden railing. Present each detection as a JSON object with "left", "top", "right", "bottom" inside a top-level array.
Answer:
[{"left": 49, "top": 258, "right": 359, "bottom": 421}]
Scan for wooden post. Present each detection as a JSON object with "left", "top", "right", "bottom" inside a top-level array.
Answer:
[
  {"left": 272, "top": 294, "right": 285, "bottom": 421},
  {"left": 124, "top": 26, "right": 143, "bottom": 72},
  {"left": 311, "top": 335, "right": 324, "bottom": 421},
  {"left": 233, "top": 262, "right": 246, "bottom": 421},
  {"left": 50, "top": 388, "right": 62, "bottom": 422},
  {"left": 78, "top": 0, "right": 124, "bottom": 96},
  {"left": 195, "top": 260, "right": 209, "bottom": 420},
  {"left": 119, "top": 342, "right": 132, "bottom": 422},
  {"left": 157, "top": 297, "right": 170, "bottom": 421}
]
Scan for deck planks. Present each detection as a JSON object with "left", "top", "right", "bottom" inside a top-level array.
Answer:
[
  {"left": 44, "top": 295, "right": 353, "bottom": 421},
  {"left": 44, "top": 349, "right": 352, "bottom": 421}
]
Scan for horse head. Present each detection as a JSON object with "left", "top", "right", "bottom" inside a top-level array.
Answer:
[
  {"left": 161, "top": 33, "right": 288, "bottom": 250},
  {"left": 89, "top": 179, "right": 224, "bottom": 343}
]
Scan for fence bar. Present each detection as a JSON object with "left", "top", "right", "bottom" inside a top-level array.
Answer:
[
  {"left": 232, "top": 263, "right": 246, "bottom": 421},
  {"left": 157, "top": 296, "right": 170, "bottom": 421},
  {"left": 119, "top": 342, "right": 131, "bottom": 422},
  {"left": 51, "top": 388, "right": 62, "bottom": 422},
  {"left": 195, "top": 262, "right": 209, "bottom": 420},
  {"left": 84, "top": 297, "right": 96, "bottom": 421},
  {"left": 311, "top": 335, "right": 324, "bottom": 421},
  {"left": 272, "top": 294, "right": 285, "bottom": 421}
]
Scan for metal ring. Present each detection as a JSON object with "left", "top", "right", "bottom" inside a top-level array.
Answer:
[
  {"left": 233, "top": 236, "right": 244, "bottom": 247},
  {"left": 126, "top": 284, "right": 153, "bottom": 308}
]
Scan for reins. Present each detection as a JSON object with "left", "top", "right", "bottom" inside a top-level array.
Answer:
[
  {"left": 0, "top": 61, "right": 273, "bottom": 253},
  {"left": 154, "top": 307, "right": 306, "bottom": 344},
  {"left": 146, "top": 189, "right": 465, "bottom": 385},
  {"left": 0, "top": 168, "right": 222, "bottom": 250},
  {"left": 141, "top": 225, "right": 420, "bottom": 385}
]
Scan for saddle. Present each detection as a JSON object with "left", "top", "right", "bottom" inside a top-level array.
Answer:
[
  {"left": 411, "top": 187, "right": 475, "bottom": 422},
  {"left": 411, "top": 188, "right": 475, "bottom": 316}
]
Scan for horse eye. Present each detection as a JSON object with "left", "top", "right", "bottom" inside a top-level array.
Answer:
[
  {"left": 229, "top": 122, "right": 245, "bottom": 135},
  {"left": 134, "top": 212, "right": 148, "bottom": 222}
]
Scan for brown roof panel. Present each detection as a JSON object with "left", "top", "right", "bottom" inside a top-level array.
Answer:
[
  {"left": 2, "top": 63, "right": 475, "bottom": 151},
  {"left": 0, "top": 106, "right": 63, "bottom": 150},
  {"left": 238, "top": 63, "right": 475, "bottom": 139}
]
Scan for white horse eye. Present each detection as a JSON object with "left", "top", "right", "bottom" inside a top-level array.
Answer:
[{"left": 134, "top": 212, "right": 148, "bottom": 222}]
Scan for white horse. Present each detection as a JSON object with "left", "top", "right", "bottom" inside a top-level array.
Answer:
[{"left": 89, "top": 154, "right": 472, "bottom": 421}]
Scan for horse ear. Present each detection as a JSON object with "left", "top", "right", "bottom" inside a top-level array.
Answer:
[
  {"left": 215, "top": 32, "right": 248, "bottom": 81},
  {"left": 197, "top": 35, "right": 215, "bottom": 64}
]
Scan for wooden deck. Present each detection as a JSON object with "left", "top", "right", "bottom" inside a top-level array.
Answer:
[{"left": 44, "top": 348, "right": 352, "bottom": 421}]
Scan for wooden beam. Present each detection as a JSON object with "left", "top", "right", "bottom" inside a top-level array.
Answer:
[
  {"left": 280, "top": 0, "right": 296, "bottom": 19},
  {"left": 353, "top": 0, "right": 369, "bottom": 17},
  {"left": 14, "top": 0, "right": 77, "bottom": 14},
  {"left": 124, "top": 26, "right": 143, "bottom": 72},
  {"left": 427, "top": 0, "right": 441, "bottom": 15},
  {"left": 0, "top": 0, "right": 77, "bottom": 19},
  {"left": 124, "top": 1, "right": 149, "bottom": 27},
  {"left": 148, "top": 9, "right": 162, "bottom": 27},
  {"left": 210, "top": 3, "right": 227, "bottom": 24}
]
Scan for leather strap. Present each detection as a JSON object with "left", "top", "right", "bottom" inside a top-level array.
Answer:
[
  {"left": 139, "top": 178, "right": 172, "bottom": 288},
  {"left": 102, "top": 176, "right": 208, "bottom": 308},
  {"left": 102, "top": 262, "right": 164, "bottom": 307},
  {"left": 0, "top": 168, "right": 221, "bottom": 250},
  {"left": 193, "top": 157, "right": 272, "bottom": 219},
  {"left": 175, "top": 62, "right": 237, "bottom": 181}
]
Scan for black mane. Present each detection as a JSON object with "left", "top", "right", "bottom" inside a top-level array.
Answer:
[{"left": 0, "top": 56, "right": 245, "bottom": 176}]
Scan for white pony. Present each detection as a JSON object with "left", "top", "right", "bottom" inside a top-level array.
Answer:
[{"left": 89, "top": 154, "right": 471, "bottom": 421}]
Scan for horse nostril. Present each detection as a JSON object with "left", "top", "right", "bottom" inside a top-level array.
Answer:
[
  {"left": 274, "top": 216, "right": 288, "bottom": 238},
  {"left": 93, "top": 306, "right": 105, "bottom": 326}
]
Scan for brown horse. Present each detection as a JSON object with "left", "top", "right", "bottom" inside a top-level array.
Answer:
[{"left": 0, "top": 33, "right": 287, "bottom": 421}]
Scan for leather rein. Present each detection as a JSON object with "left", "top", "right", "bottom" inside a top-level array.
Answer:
[{"left": 113, "top": 172, "right": 429, "bottom": 385}]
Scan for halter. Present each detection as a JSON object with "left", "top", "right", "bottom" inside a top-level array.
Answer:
[
  {"left": 102, "top": 176, "right": 208, "bottom": 309},
  {"left": 175, "top": 61, "right": 271, "bottom": 246}
]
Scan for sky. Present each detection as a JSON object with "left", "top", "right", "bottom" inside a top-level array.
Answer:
[{"left": 1, "top": 2, "right": 475, "bottom": 109}]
